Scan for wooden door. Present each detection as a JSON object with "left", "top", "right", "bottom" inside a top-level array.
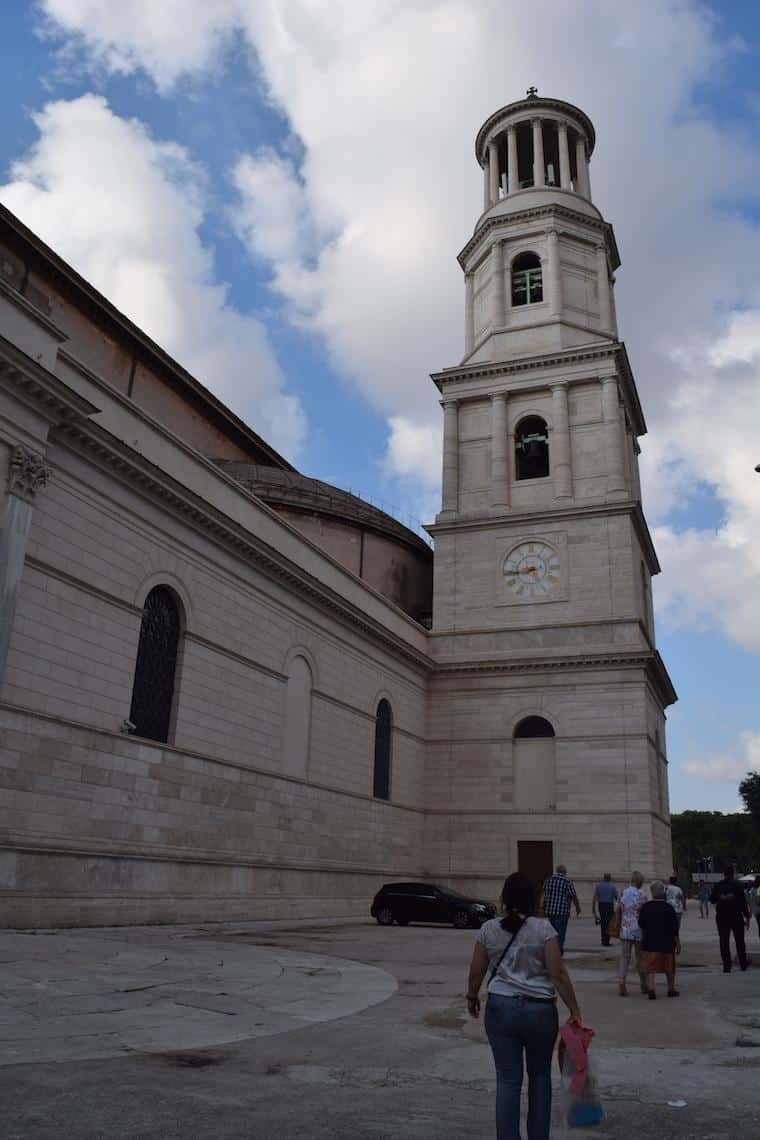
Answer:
[{"left": 518, "top": 840, "right": 553, "bottom": 912}]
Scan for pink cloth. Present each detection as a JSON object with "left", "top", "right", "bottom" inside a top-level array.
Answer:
[{"left": 558, "top": 1021, "right": 595, "bottom": 1094}]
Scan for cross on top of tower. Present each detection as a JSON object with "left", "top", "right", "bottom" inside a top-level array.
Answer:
[{"left": 526, "top": 86, "right": 538, "bottom": 98}]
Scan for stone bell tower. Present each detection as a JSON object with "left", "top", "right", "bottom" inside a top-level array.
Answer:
[{"left": 425, "top": 91, "right": 676, "bottom": 905}]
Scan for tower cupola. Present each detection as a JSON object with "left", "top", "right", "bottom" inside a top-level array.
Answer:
[{"left": 476, "top": 88, "right": 596, "bottom": 217}]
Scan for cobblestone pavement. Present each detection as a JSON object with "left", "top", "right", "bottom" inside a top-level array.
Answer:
[{"left": 1, "top": 911, "right": 758, "bottom": 1138}]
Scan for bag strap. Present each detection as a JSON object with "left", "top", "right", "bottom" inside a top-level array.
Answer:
[{"left": 489, "top": 918, "right": 525, "bottom": 985}]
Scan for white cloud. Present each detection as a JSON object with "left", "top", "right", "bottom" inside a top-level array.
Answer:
[
  {"left": 32, "top": 1, "right": 760, "bottom": 647},
  {"left": 682, "top": 731, "right": 760, "bottom": 783},
  {"left": 0, "top": 94, "right": 305, "bottom": 458},
  {"left": 39, "top": 0, "right": 242, "bottom": 92}
]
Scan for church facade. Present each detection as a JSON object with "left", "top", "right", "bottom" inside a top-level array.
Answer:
[{"left": 0, "top": 94, "right": 675, "bottom": 927}]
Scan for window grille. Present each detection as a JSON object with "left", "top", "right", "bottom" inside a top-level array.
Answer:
[
  {"left": 511, "top": 252, "right": 543, "bottom": 306},
  {"left": 129, "top": 586, "right": 181, "bottom": 743},
  {"left": 373, "top": 699, "right": 392, "bottom": 800}
]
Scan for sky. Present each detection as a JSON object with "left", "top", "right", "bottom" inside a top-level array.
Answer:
[{"left": 2, "top": 1, "right": 760, "bottom": 815}]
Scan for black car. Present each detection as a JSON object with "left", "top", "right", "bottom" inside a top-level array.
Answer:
[{"left": 370, "top": 882, "right": 496, "bottom": 929}]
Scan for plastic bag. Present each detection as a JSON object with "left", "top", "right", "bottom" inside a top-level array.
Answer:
[{"left": 558, "top": 1023, "right": 604, "bottom": 1129}]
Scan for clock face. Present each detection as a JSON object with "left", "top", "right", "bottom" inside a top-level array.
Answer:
[{"left": 504, "top": 541, "right": 561, "bottom": 599}]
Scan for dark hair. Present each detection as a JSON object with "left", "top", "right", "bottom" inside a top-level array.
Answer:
[
  {"left": 669, "top": 875, "right": 677, "bottom": 885},
  {"left": 499, "top": 872, "right": 534, "bottom": 932}
]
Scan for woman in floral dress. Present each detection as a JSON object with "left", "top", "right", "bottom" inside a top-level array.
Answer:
[{"left": 617, "top": 871, "right": 647, "bottom": 996}]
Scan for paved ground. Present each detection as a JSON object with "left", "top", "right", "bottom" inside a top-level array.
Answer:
[{"left": 1, "top": 911, "right": 759, "bottom": 1138}]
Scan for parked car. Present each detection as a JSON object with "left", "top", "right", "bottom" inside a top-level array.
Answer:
[{"left": 371, "top": 882, "right": 496, "bottom": 928}]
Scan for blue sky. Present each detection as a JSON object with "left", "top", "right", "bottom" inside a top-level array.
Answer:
[{"left": 2, "top": 2, "right": 760, "bottom": 814}]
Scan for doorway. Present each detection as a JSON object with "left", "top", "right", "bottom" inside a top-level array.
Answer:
[{"left": 518, "top": 840, "right": 554, "bottom": 911}]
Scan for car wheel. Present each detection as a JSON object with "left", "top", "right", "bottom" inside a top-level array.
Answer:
[
  {"left": 452, "top": 910, "right": 470, "bottom": 930},
  {"left": 376, "top": 907, "right": 394, "bottom": 926},
  {"left": 396, "top": 918, "right": 410, "bottom": 925}
]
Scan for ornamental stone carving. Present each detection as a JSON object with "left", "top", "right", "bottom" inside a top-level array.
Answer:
[{"left": 8, "top": 446, "right": 51, "bottom": 502}]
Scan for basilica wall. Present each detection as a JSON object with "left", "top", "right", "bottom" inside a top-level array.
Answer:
[{"left": 0, "top": 343, "right": 431, "bottom": 926}]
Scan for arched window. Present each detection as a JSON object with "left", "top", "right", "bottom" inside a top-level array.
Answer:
[
  {"left": 282, "top": 655, "right": 313, "bottom": 779},
  {"left": 513, "top": 715, "right": 556, "bottom": 810},
  {"left": 129, "top": 586, "right": 181, "bottom": 743},
  {"left": 514, "top": 715, "right": 555, "bottom": 738},
  {"left": 373, "top": 699, "right": 392, "bottom": 800},
  {"left": 515, "top": 416, "right": 549, "bottom": 480},
  {"left": 511, "top": 252, "right": 543, "bottom": 306}
]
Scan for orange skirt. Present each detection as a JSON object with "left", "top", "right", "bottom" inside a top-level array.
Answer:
[{"left": 640, "top": 950, "right": 675, "bottom": 975}]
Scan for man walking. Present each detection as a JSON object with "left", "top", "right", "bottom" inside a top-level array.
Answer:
[
  {"left": 592, "top": 873, "right": 618, "bottom": 946},
  {"left": 665, "top": 875, "right": 686, "bottom": 932},
  {"left": 710, "top": 866, "right": 750, "bottom": 972},
  {"left": 540, "top": 863, "right": 581, "bottom": 953}
]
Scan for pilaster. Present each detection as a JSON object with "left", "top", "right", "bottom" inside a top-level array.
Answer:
[{"left": 0, "top": 446, "right": 51, "bottom": 682}]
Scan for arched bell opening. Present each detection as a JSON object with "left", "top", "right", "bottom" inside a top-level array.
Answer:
[{"left": 515, "top": 416, "right": 550, "bottom": 481}]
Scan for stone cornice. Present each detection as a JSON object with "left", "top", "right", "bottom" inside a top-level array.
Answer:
[
  {"left": 0, "top": 204, "right": 295, "bottom": 472},
  {"left": 458, "top": 203, "right": 620, "bottom": 270},
  {"left": 431, "top": 648, "right": 677, "bottom": 706},
  {"left": 0, "top": 274, "right": 68, "bottom": 343},
  {"left": 0, "top": 333, "right": 99, "bottom": 425},
  {"left": 430, "top": 340, "right": 646, "bottom": 437},
  {"left": 52, "top": 417, "right": 435, "bottom": 674},
  {"left": 427, "top": 495, "right": 652, "bottom": 543}
]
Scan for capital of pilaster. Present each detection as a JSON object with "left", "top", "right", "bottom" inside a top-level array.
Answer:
[
  {"left": 8, "top": 446, "right": 50, "bottom": 503},
  {"left": 531, "top": 117, "right": 543, "bottom": 129},
  {"left": 549, "top": 380, "right": 568, "bottom": 392},
  {"left": 557, "top": 120, "right": 569, "bottom": 134}
]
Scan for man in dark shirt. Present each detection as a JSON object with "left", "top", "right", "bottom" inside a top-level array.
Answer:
[
  {"left": 639, "top": 881, "right": 680, "bottom": 998},
  {"left": 710, "top": 866, "right": 750, "bottom": 972}
]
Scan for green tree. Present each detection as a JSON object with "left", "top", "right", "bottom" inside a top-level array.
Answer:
[
  {"left": 670, "top": 810, "right": 760, "bottom": 882},
  {"left": 739, "top": 772, "right": 760, "bottom": 829}
]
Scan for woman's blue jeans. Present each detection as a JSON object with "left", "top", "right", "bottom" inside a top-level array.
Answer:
[{"left": 484, "top": 994, "right": 559, "bottom": 1140}]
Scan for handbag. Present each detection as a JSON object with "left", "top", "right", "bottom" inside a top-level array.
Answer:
[{"left": 606, "top": 908, "right": 621, "bottom": 940}]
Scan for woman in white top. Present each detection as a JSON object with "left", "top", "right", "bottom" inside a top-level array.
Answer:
[
  {"left": 466, "top": 872, "right": 582, "bottom": 1140},
  {"left": 617, "top": 870, "right": 648, "bottom": 996}
]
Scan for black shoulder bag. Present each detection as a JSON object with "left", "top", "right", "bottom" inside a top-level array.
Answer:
[{"left": 489, "top": 917, "right": 526, "bottom": 986}]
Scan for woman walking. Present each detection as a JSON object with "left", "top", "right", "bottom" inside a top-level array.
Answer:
[
  {"left": 617, "top": 871, "right": 647, "bottom": 996},
  {"left": 638, "top": 880, "right": 680, "bottom": 998},
  {"left": 466, "top": 872, "right": 582, "bottom": 1140}
]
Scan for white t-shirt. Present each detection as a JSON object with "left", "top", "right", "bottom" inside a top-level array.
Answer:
[
  {"left": 665, "top": 884, "right": 684, "bottom": 914},
  {"left": 476, "top": 916, "right": 557, "bottom": 1000}
]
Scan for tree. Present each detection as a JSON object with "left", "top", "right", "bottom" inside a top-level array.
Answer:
[
  {"left": 739, "top": 772, "right": 760, "bottom": 829},
  {"left": 670, "top": 811, "right": 760, "bottom": 882}
]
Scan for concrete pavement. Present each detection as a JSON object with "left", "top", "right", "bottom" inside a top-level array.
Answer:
[{"left": 1, "top": 911, "right": 759, "bottom": 1138}]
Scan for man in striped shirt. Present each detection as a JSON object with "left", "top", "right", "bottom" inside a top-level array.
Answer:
[{"left": 540, "top": 864, "right": 581, "bottom": 953}]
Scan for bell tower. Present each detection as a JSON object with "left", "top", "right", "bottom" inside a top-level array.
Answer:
[{"left": 425, "top": 92, "right": 676, "bottom": 905}]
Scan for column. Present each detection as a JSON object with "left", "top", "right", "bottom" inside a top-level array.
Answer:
[
  {"left": 532, "top": 118, "right": 545, "bottom": 188},
  {"left": 491, "top": 240, "right": 505, "bottom": 329},
  {"left": 491, "top": 393, "right": 509, "bottom": 508},
  {"left": 550, "top": 383, "right": 573, "bottom": 499},
  {"left": 546, "top": 228, "right": 562, "bottom": 317},
  {"left": 0, "top": 446, "right": 51, "bottom": 684},
  {"left": 575, "top": 136, "right": 590, "bottom": 198},
  {"left": 596, "top": 242, "right": 613, "bottom": 331},
  {"left": 557, "top": 121, "right": 571, "bottom": 188},
  {"left": 483, "top": 158, "right": 490, "bottom": 212},
  {"left": 488, "top": 140, "right": 499, "bottom": 206},
  {"left": 507, "top": 125, "right": 519, "bottom": 194},
  {"left": 601, "top": 376, "right": 627, "bottom": 497},
  {"left": 464, "top": 272, "right": 474, "bottom": 356},
  {"left": 441, "top": 400, "right": 459, "bottom": 514}
]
